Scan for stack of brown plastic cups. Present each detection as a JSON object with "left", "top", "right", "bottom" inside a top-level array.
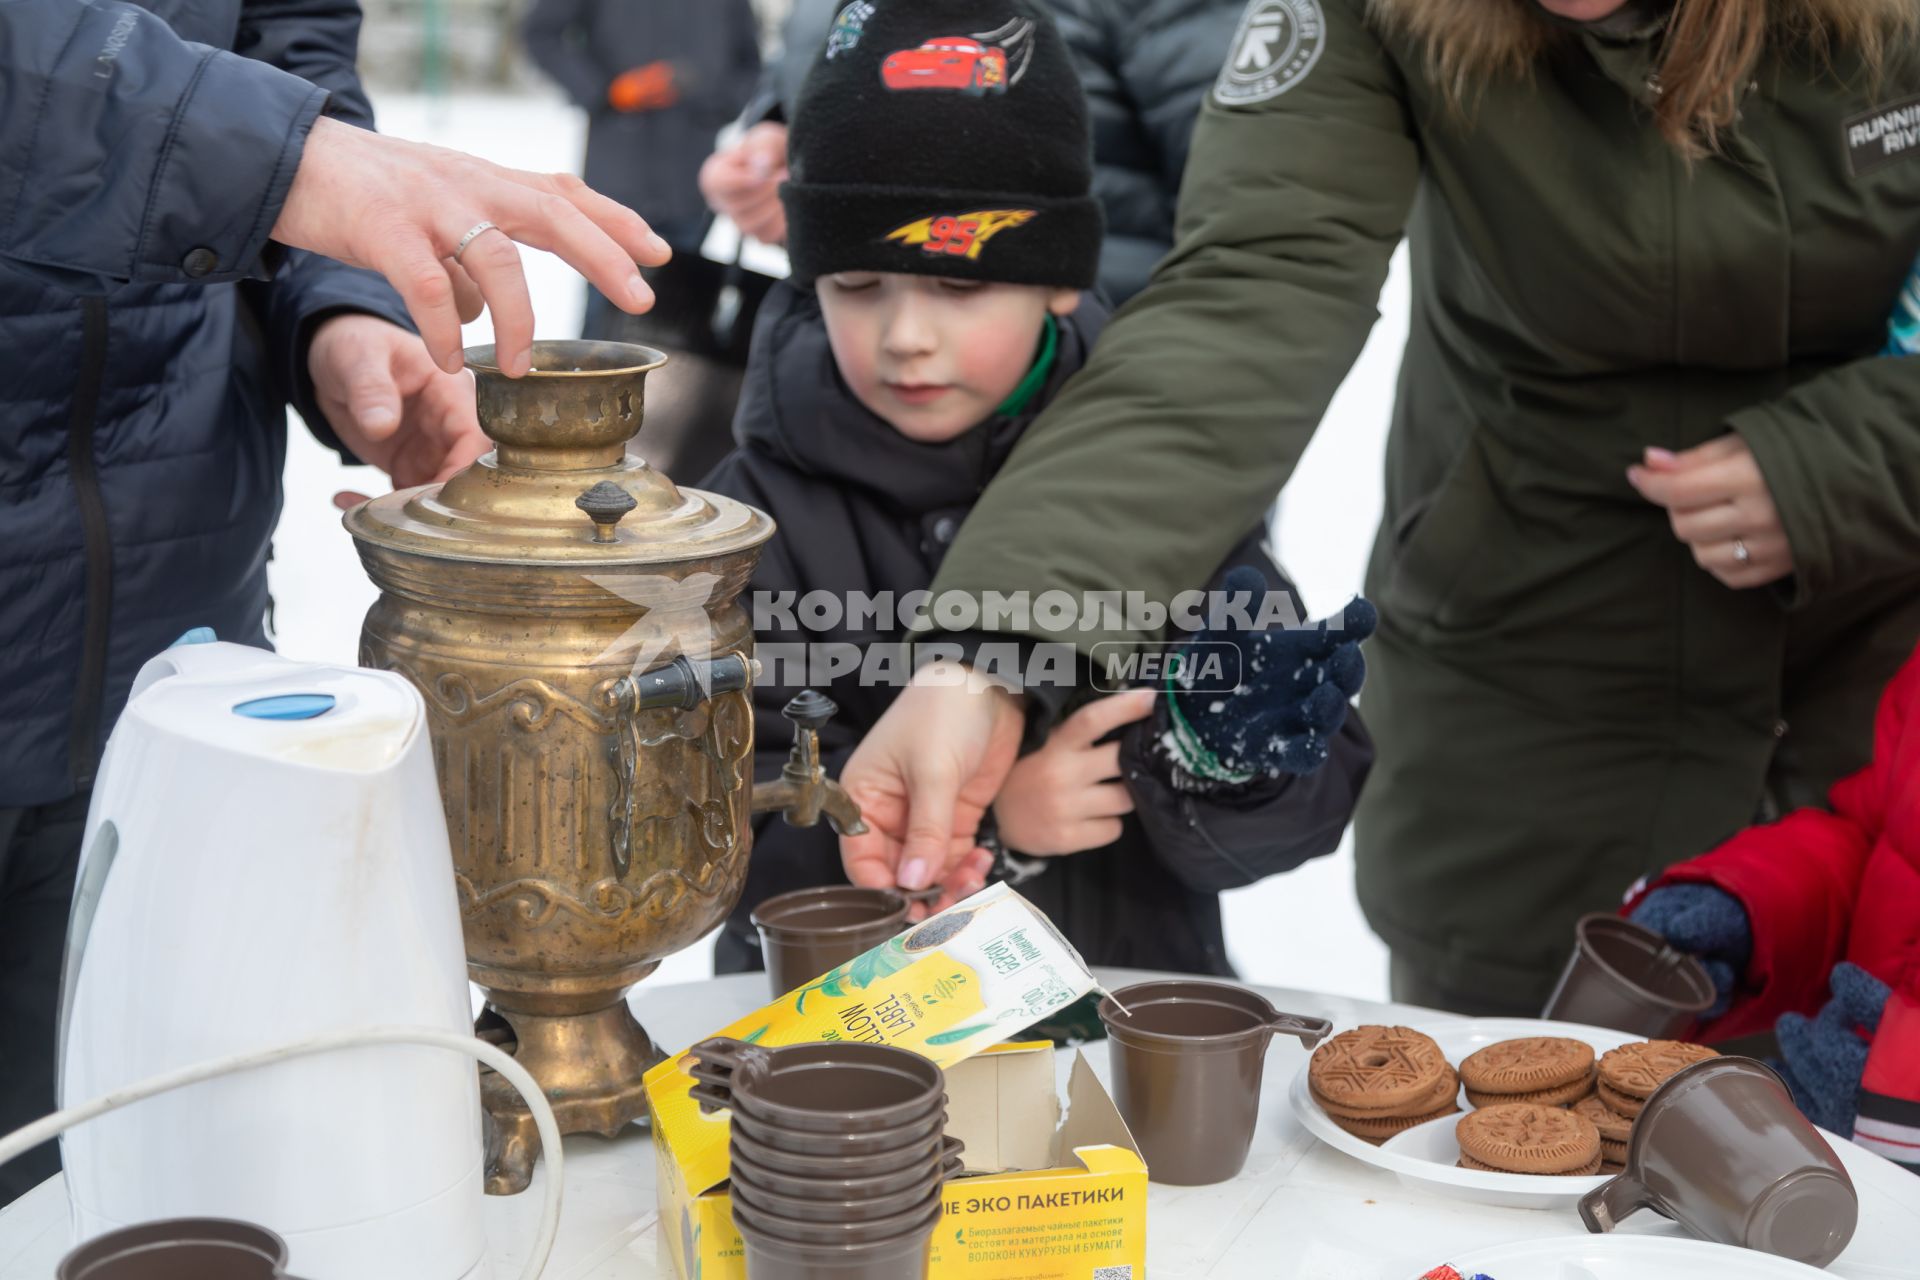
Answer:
[{"left": 690, "top": 1037, "right": 961, "bottom": 1280}]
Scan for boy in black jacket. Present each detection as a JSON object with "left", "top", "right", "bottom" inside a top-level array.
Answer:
[{"left": 701, "top": 0, "right": 1373, "bottom": 975}]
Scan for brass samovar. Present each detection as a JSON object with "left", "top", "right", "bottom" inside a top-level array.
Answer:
[{"left": 345, "top": 342, "right": 863, "bottom": 1194}]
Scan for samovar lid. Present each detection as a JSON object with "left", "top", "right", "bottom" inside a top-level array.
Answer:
[{"left": 344, "top": 341, "right": 773, "bottom": 566}]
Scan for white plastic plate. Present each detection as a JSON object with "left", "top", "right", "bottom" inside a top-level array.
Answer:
[
  {"left": 1402, "top": 1233, "right": 1831, "bottom": 1279},
  {"left": 1287, "top": 1017, "right": 1640, "bottom": 1209}
]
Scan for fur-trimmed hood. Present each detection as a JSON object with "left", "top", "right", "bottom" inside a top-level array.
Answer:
[{"left": 1368, "top": 0, "right": 1917, "bottom": 86}]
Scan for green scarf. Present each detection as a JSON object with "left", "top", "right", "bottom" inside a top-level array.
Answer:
[{"left": 994, "top": 314, "right": 1059, "bottom": 418}]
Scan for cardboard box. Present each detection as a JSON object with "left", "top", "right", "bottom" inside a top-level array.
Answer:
[
  {"left": 644, "top": 887, "right": 1145, "bottom": 1279},
  {"left": 655, "top": 1041, "right": 1147, "bottom": 1280}
]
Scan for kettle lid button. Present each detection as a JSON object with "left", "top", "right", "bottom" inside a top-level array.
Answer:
[{"left": 232, "top": 693, "right": 338, "bottom": 721}]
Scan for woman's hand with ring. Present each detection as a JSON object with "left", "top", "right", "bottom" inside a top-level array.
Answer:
[{"left": 1627, "top": 435, "right": 1795, "bottom": 589}]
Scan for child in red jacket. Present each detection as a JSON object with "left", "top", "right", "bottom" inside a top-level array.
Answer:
[{"left": 1628, "top": 647, "right": 1920, "bottom": 1173}]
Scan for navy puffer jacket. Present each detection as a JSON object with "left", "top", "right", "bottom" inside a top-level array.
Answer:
[
  {"left": 0, "top": 0, "right": 411, "bottom": 806},
  {"left": 1047, "top": 0, "right": 1243, "bottom": 303}
]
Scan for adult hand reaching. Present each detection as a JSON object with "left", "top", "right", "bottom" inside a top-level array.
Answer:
[
  {"left": 839, "top": 663, "right": 1025, "bottom": 915},
  {"left": 308, "top": 314, "right": 492, "bottom": 487},
  {"left": 1627, "top": 436, "right": 1795, "bottom": 590},
  {"left": 698, "top": 122, "right": 790, "bottom": 246},
  {"left": 272, "top": 118, "right": 672, "bottom": 380}
]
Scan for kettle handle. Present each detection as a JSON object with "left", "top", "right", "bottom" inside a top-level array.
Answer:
[
  {"left": 128, "top": 639, "right": 291, "bottom": 701},
  {"left": 5, "top": 1027, "right": 566, "bottom": 1280}
]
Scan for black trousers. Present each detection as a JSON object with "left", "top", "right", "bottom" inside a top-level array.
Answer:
[{"left": 0, "top": 792, "right": 88, "bottom": 1206}]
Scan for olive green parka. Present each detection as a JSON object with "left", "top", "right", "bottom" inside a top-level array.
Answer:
[{"left": 926, "top": 0, "right": 1920, "bottom": 1007}]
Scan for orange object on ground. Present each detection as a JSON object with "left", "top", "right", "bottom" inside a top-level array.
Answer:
[{"left": 609, "top": 60, "right": 678, "bottom": 112}]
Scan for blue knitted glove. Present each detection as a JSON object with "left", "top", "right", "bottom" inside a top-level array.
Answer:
[
  {"left": 1166, "top": 567, "right": 1375, "bottom": 783},
  {"left": 1628, "top": 884, "right": 1753, "bottom": 1020},
  {"left": 1775, "top": 964, "right": 1893, "bottom": 1138}
]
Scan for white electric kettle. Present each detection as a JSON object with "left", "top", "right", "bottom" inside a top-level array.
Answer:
[{"left": 57, "top": 638, "right": 490, "bottom": 1279}]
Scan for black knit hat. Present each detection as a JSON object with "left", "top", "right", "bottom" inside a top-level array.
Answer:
[{"left": 782, "top": 0, "right": 1101, "bottom": 289}]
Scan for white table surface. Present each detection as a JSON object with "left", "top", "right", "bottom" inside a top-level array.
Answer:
[{"left": 4, "top": 969, "right": 1916, "bottom": 1280}]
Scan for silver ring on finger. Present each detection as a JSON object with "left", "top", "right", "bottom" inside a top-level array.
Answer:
[
  {"left": 1733, "top": 537, "right": 1751, "bottom": 565},
  {"left": 453, "top": 220, "right": 501, "bottom": 262}
]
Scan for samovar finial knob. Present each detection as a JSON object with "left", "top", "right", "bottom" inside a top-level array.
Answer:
[{"left": 575, "top": 481, "right": 638, "bottom": 543}]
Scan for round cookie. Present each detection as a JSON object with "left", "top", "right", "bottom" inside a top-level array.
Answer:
[
  {"left": 1465, "top": 1068, "right": 1595, "bottom": 1110},
  {"left": 1315, "top": 1065, "right": 1459, "bottom": 1120},
  {"left": 1459, "top": 1037, "right": 1596, "bottom": 1096},
  {"left": 1598, "top": 1040, "right": 1719, "bottom": 1100},
  {"left": 1309, "top": 1026, "right": 1450, "bottom": 1112},
  {"left": 1334, "top": 1101, "right": 1461, "bottom": 1144},
  {"left": 1459, "top": 1152, "right": 1604, "bottom": 1177},
  {"left": 1573, "top": 1093, "right": 1634, "bottom": 1143},
  {"left": 1601, "top": 1136, "right": 1629, "bottom": 1166},
  {"left": 1597, "top": 1079, "right": 1646, "bottom": 1118},
  {"left": 1456, "top": 1102, "right": 1601, "bottom": 1176}
]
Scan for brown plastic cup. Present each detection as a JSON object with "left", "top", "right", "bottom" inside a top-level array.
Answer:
[
  {"left": 690, "top": 1038, "right": 945, "bottom": 1133},
  {"left": 732, "top": 1162, "right": 947, "bottom": 1222},
  {"left": 727, "top": 1103, "right": 947, "bottom": 1157},
  {"left": 1098, "top": 980, "right": 1331, "bottom": 1186},
  {"left": 731, "top": 1129, "right": 965, "bottom": 1180},
  {"left": 732, "top": 1193, "right": 942, "bottom": 1247},
  {"left": 1542, "top": 913, "right": 1717, "bottom": 1038},
  {"left": 1581, "top": 1056, "right": 1858, "bottom": 1267},
  {"left": 730, "top": 1151, "right": 963, "bottom": 1202},
  {"left": 738, "top": 1221, "right": 934, "bottom": 1280},
  {"left": 752, "top": 886, "right": 911, "bottom": 997},
  {"left": 59, "top": 1219, "right": 309, "bottom": 1280}
]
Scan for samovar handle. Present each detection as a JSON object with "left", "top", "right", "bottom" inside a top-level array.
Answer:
[
  {"left": 604, "top": 654, "right": 759, "bottom": 876},
  {"left": 611, "top": 653, "right": 756, "bottom": 713}
]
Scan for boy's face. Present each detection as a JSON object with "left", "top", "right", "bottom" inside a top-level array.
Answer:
[{"left": 817, "top": 273, "right": 1081, "bottom": 443}]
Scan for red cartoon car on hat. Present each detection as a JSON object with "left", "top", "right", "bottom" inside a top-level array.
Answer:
[{"left": 882, "top": 36, "right": 1008, "bottom": 95}]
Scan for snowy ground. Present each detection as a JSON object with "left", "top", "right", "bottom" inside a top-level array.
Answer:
[{"left": 269, "top": 91, "right": 1409, "bottom": 997}]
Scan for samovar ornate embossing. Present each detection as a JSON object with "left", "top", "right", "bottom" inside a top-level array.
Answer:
[{"left": 345, "top": 342, "right": 863, "bottom": 1194}]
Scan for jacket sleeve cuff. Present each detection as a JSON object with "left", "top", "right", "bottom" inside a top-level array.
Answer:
[
  {"left": 133, "top": 50, "right": 328, "bottom": 286},
  {"left": 1728, "top": 408, "right": 1828, "bottom": 610},
  {"left": 1115, "top": 703, "right": 1367, "bottom": 894},
  {"left": 1856, "top": 993, "right": 1920, "bottom": 1172}
]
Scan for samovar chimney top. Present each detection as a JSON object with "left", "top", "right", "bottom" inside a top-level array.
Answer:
[{"left": 465, "top": 340, "right": 667, "bottom": 472}]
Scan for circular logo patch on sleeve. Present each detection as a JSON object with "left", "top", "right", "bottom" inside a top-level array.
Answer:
[{"left": 1215, "top": 0, "right": 1326, "bottom": 106}]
